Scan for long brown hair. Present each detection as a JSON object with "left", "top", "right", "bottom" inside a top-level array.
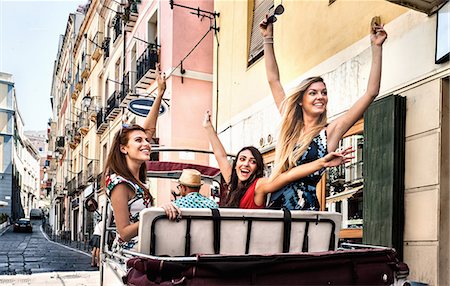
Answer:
[
  {"left": 225, "top": 146, "right": 265, "bottom": 207},
  {"left": 102, "top": 124, "right": 153, "bottom": 205},
  {"left": 270, "top": 77, "right": 328, "bottom": 181}
]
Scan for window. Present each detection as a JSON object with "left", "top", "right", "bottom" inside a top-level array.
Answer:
[
  {"left": 248, "top": 0, "right": 273, "bottom": 66},
  {"left": 436, "top": 1, "right": 449, "bottom": 64}
]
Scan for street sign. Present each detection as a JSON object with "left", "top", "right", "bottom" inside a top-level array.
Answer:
[{"left": 128, "top": 98, "right": 167, "bottom": 117}]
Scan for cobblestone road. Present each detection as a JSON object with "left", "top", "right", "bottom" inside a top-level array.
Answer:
[{"left": 0, "top": 220, "right": 97, "bottom": 275}]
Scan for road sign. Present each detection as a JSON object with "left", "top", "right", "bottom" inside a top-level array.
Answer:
[{"left": 128, "top": 98, "right": 167, "bottom": 117}]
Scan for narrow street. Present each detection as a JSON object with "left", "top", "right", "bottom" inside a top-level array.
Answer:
[{"left": 0, "top": 219, "right": 97, "bottom": 275}]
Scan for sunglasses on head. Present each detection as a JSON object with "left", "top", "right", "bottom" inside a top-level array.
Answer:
[
  {"left": 118, "top": 123, "right": 132, "bottom": 136},
  {"left": 267, "top": 4, "right": 285, "bottom": 24}
]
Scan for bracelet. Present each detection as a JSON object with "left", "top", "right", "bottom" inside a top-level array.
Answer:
[{"left": 264, "top": 37, "right": 274, "bottom": 44}]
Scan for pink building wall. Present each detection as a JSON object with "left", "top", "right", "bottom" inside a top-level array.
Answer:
[{"left": 126, "top": 0, "right": 215, "bottom": 204}]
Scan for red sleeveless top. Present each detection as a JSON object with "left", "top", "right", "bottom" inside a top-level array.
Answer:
[{"left": 239, "top": 178, "right": 265, "bottom": 209}]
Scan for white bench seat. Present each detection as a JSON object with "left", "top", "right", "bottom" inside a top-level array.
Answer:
[{"left": 137, "top": 208, "right": 341, "bottom": 257}]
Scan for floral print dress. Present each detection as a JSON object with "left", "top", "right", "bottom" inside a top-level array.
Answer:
[
  {"left": 268, "top": 129, "right": 328, "bottom": 210},
  {"left": 106, "top": 173, "right": 152, "bottom": 251}
]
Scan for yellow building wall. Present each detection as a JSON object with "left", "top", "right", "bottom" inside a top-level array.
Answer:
[{"left": 214, "top": 0, "right": 407, "bottom": 124}]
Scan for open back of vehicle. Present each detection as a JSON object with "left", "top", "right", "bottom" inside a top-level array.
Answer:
[{"left": 138, "top": 208, "right": 341, "bottom": 256}]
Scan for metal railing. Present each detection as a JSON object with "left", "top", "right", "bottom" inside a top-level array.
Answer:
[{"left": 136, "top": 44, "right": 158, "bottom": 83}]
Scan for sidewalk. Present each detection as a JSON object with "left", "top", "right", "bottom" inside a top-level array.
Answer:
[{"left": 0, "top": 271, "right": 99, "bottom": 286}]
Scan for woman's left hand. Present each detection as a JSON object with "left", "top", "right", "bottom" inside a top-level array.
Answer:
[
  {"left": 323, "top": 147, "right": 355, "bottom": 168},
  {"left": 156, "top": 63, "right": 166, "bottom": 94},
  {"left": 370, "top": 24, "right": 387, "bottom": 47}
]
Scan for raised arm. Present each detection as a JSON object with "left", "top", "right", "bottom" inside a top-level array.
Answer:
[
  {"left": 143, "top": 63, "right": 166, "bottom": 141},
  {"left": 260, "top": 17, "right": 285, "bottom": 113},
  {"left": 327, "top": 23, "right": 387, "bottom": 151},
  {"left": 202, "top": 111, "right": 232, "bottom": 184},
  {"left": 256, "top": 147, "right": 354, "bottom": 194}
]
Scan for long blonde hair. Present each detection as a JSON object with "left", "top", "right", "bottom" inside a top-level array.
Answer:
[{"left": 270, "top": 77, "right": 328, "bottom": 180}]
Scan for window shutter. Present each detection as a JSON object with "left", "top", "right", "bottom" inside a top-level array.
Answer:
[
  {"left": 362, "top": 95, "right": 406, "bottom": 259},
  {"left": 248, "top": 0, "right": 273, "bottom": 64}
]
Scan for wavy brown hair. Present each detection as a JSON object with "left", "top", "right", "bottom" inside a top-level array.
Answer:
[
  {"left": 225, "top": 146, "right": 265, "bottom": 207},
  {"left": 102, "top": 124, "right": 154, "bottom": 205},
  {"left": 270, "top": 77, "right": 328, "bottom": 181}
]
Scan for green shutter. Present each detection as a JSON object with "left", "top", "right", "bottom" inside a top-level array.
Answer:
[{"left": 363, "top": 95, "right": 406, "bottom": 259}]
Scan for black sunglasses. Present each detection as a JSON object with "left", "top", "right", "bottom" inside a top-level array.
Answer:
[{"left": 267, "top": 4, "right": 285, "bottom": 24}]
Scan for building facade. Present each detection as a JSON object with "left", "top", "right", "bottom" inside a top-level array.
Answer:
[
  {"left": 0, "top": 72, "right": 15, "bottom": 218},
  {"left": 49, "top": 0, "right": 214, "bottom": 242},
  {"left": 213, "top": 0, "right": 449, "bottom": 284},
  {"left": 0, "top": 72, "right": 42, "bottom": 221}
]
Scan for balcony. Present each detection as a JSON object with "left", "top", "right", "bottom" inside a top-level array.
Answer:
[
  {"left": 96, "top": 108, "right": 108, "bottom": 134},
  {"left": 386, "top": 0, "right": 446, "bottom": 15},
  {"left": 135, "top": 44, "right": 158, "bottom": 90},
  {"left": 119, "top": 72, "right": 138, "bottom": 108},
  {"left": 77, "top": 112, "right": 89, "bottom": 136},
  {"left": 87, "top": 160, "right": 99, "bottom": 182},
  {"left": 74, "top": 70, "right": 83, "bottom": 92},
  {"left": 56, "top": 136, "right": 65, "bottom": 150},
  {"left": 91, "top": 32, "right": 104, "bottom": 61},
  {"left": 81, "top": 54, "right": 91, "bottom": 79},
  {"left": 124, "top": 3, "right": 139, "bottom": 33},
  {"left": 68, "top": 125, "right": 81, "bottom": 149},
  {"left": 113, "top": 16, "right": 122, "bottom": 43},
  {"left": 71, "top": 84, "right": 79, "bottom": 100},
  {"left": 105, "top": 90, "right": 121, "bottom": 121},
  {"left": 77, "top": 170, "right": 87, "bottom": 189},
  {"left": 67, "top": 177, "right": 77, "bottom": 196},
  {"left": 103, "top": 37, "right": 110, "bottom": 61}
]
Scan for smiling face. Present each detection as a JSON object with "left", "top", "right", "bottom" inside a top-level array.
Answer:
[
  {"left": 235, "top": 149, "right": 258, "bottom": 182},
  {"left": 120, "top": 130, "right": 151, "bottom": 163},
  {"left": 301, "top": 81, "right": 328, "bottom": 117}
]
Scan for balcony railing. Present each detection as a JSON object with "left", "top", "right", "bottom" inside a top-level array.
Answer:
[
  {"left": 119, "top": 71, "right": 138, "bottom": 108},
  {"left": 77, "top": 170, "right": 87, "bottom": 189},
  {"left": 77, "top": 113, "right": 89, "bottom": 136},
  {"left": 91, "top": 31, "right": 104, "bottom": 61},
  {"left": 135, "top": 44, "right": 158, "bottom": 89},
  {"left": 105, "top": 90, "right": 120, "bottom": 121},
  {"left": 113, "top": 16, "right": 122, "bottom": 43},
  {"left": 56, "top": 136, "right": 65, "bottom": 150},
  {"left": 96, "top": 108, "right": 108, "bottom": 134},
  {"left": 67, "top": 178, "right": 76, "bottom": 196},
  {"left": 87, "top": 160, "right": 99, "bottom": 182},
  {"left": 81, "top": 53, "right": 91, "bottom": 79},
  {"left": 103, "top": 37, "right": 110, "bottom": 61}
]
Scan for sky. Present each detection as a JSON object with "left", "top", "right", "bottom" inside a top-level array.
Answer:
[{"left": 0, "top": 0, "right": 83, "bottom": 131}]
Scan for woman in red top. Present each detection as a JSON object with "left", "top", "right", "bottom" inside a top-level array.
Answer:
[{"left": 203, "top": 111, "right": 353, "bottom": 209}]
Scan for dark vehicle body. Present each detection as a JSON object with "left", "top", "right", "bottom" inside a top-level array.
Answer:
[
  {"left": 13, "top": 218, "right": 32, "bottom": 233},
  {"left": 30, "top": 208, "right": 43, "bottom": 219}
]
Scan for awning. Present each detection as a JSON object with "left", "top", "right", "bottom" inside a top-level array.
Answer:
[{"left": 326, "top": 185, "right": 363, "bottom": 204}]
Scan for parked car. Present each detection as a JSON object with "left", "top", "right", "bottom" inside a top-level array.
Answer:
[
  {"left": 13, "top": 218, "right": 32, "bottom": 233},
  {"left": 29, "top": 208, "right": 43, "bottom": 219}
]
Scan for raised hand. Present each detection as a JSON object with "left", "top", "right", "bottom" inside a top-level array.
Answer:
[
  {"left": 370, "top": 24, "right": 387, "bottom": 47},
  {"left": 323, "top": 146, "right": 355, "bottom": 168},
  {"left": 202, "top": 110, "right": 213, "bottom": 129},
  {"left": 259, "top": 15, "right": 273, "bottom": 38},
  {"left": 156, "top": 63, "right": 166, "bottom": 95}
]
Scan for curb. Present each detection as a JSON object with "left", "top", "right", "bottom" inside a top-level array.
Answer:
[
  {"left": 40, "top": 225, "right": 91, "bottom": 258},
  {"left": 0, "top": 224, "right": 10, "bottom": 237}
]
